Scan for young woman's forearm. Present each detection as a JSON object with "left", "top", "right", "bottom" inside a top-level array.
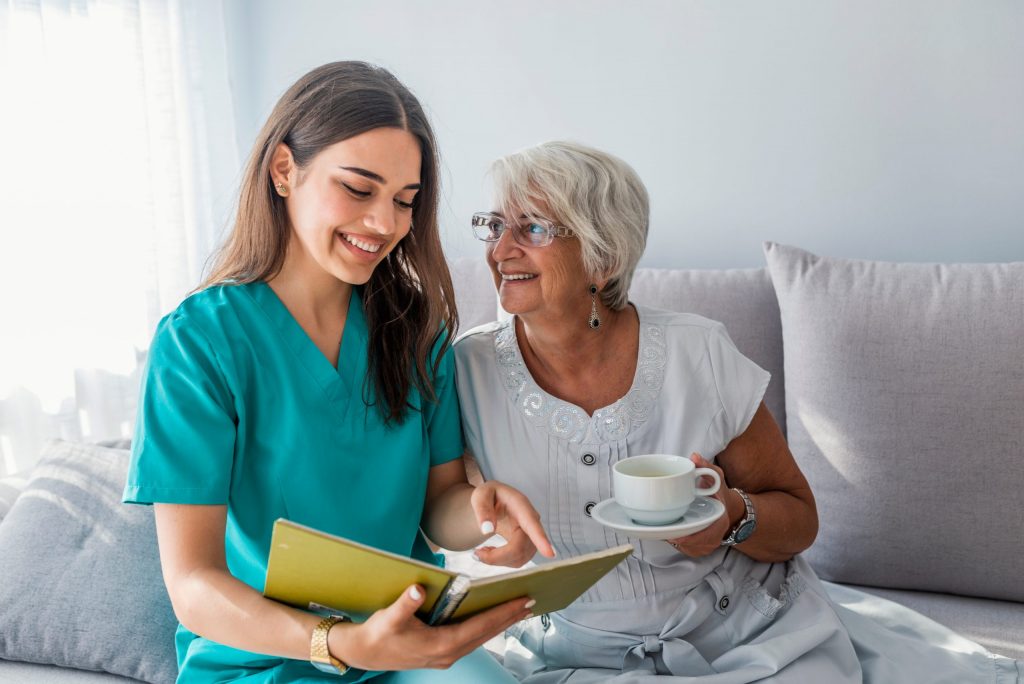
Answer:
[{"left": 170, "top": 567, "right": 322, "bottom": 660}]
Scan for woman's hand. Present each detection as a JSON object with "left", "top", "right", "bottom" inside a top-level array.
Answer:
[
  {"left": 331, "top": 585, "right": 534, "bottom": 671},
  {"left": 666, "top": 405, "right": 819, "bottom": 562},
  {"left": 471, "top": 480, "right": 556, "bottom": 567},
  {"left": 664, "top": 453, "right": 742, "bottom": 557}
]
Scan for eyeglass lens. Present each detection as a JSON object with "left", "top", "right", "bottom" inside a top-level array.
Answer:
[{"left": 472, "top": 214, "right": 554, "bottom": 247}]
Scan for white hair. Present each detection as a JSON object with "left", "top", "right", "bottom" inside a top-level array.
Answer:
[{"left": 489, "top": 140, "right": 649, "bottom": 310}]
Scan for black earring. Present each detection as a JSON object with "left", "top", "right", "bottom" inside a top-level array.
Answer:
[{"left": 588, "top": 284, "right": 601, "bottom": 330}]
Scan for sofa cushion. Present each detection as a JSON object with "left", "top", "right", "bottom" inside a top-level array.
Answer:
[
  {"left": 764, "top": 242, "right": 1024, "bottom": 602},
  {"left": 629, "top": 267, "right": 787, "bottom": 435},
  {"left": 0, "top": 471, "right": 30, "bottom": 523},
  {"left": 0, "top": 439, "right": 131, "bottom": 522},
  {"left": 0, "top": 440, "right": 177, "bottom": 684},
  {"left": 846, "top": 584, "right": 1024, "bottom": 662},
  {"left": 0, "top": 660, "right": 140, "bottom": 683}
]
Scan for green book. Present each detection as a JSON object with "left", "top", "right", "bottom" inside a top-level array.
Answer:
[{"left": 263, "top": 518, "right": 633, "bottom": 624}]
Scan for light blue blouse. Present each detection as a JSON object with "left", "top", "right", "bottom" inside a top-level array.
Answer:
[{"left": 124, "top": 282, "right": 464, "bottom": 683}]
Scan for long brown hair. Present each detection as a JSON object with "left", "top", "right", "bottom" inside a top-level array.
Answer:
[{"left": 202, "top": 61, "right": 458, "bottom": 423}]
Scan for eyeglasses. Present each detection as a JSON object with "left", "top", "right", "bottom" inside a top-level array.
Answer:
[{"left": 471, "top": 212, "right": 574, "bottom": 248}]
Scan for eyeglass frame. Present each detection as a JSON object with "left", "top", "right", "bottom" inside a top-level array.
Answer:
[{"left": 471, "top": 211, "right": 575, "bottom": 248}]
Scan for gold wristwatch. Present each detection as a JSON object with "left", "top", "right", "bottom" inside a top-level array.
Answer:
[{"left": 310, "top": 615, "right": 350, "bottom": 675}]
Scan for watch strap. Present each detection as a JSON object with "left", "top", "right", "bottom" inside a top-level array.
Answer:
[
  {"left": 721, "top": 488, "right": 756, "bottom": 546},
  {"left": 310, "top": 615, "right": 350, "bottom": 675}
]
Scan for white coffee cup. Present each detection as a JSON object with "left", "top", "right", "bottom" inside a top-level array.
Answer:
[{"left": 612, "top": 454, "right": 721, "bottom": 526}]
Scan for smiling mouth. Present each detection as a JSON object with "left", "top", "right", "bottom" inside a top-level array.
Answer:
[
  {"left": 339, "top": 232, "right": 383, "bottom": 254},
  {"left": 501, "top": 273, "right": 537, "bottom": 281}
]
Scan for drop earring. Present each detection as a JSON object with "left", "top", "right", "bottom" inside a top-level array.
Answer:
[
  {"left": 588, "top": 284, "right": 601, "bottom": 330},
  {"left": 275, "top": 182, "right": 288, "bottom": 197}
]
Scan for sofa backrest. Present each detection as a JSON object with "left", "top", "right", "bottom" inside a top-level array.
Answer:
[
  {"left": 449, "top": 258, "right": 786, "bottom": 435},
  {"left": 450, "top": 258, "right": 498, "bottom": 333}
]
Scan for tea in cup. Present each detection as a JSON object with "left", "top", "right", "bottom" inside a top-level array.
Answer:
[{"left": 612, "top": 454, "right": 721, "bottom": 525}]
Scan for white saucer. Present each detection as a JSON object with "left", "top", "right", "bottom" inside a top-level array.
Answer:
[{"left": 590, "top": 496, "right": 726, "bottom": 540}]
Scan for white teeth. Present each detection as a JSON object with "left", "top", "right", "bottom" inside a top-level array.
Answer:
[
  {"left": 341, "top": 233, "right": 382, "bottom": 253},
  {"left": 502, "top": 273, "right": 536, "bottom": 281}
]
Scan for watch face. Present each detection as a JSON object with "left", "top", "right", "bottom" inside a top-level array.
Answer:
[{"left": 734, "top": 520, "right": 756, "bottom": 543}]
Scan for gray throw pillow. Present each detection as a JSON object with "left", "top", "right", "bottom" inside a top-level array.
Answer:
[
  {"left": 0, "top": 440, "right": 178, "bottom": 684},
  {"left": 0, "top": 471, "right": 31, "bottom": 522},
  {"left": 764, "top": 242, "right": 1024, "bottom": 602}
]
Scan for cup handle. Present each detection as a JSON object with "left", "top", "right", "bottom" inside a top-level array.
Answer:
[{"left": 694, "top": 468, "right": 721, "bottom": 497}]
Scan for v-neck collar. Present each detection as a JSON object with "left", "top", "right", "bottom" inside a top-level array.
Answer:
[{"left": 246, "top": 281, "right": 368, "bottom": 408}]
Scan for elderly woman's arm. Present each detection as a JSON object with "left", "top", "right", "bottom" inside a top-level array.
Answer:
[
  {"left": 668, "top": 402, "right": 817, "bottom": 562},
  {"left": 421, "top": 457, "right": 555, "bottom": 565}
]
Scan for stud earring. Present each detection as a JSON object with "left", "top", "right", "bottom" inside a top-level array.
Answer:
[
  {"left": 588, "top": 284, "right": 601, "bottom": 330},
  {"left": 275, "top": 182, "right": 288, "bottom": 197}
]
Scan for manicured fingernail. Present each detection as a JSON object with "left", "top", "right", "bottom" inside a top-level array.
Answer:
[
  {"left": 480, "top": 521, "right": 495, "bottom": 535},
  {"left": 524, "top": 599, "right": 536, "bottom": 610},
  {"left": 471, "top": 552, "right": 481, "bottom": 562},
  {"left": 409, "top": 586, "right": 422, "bottom": 601}
]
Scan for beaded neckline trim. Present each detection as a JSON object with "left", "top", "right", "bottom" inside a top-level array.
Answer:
[{"left": 494, "top": 310, "right": 667, "bottom": 443}]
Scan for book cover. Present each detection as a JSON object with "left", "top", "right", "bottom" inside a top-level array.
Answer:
[{"left": 263, "top": 519, "right": 633, "bottom": 623}]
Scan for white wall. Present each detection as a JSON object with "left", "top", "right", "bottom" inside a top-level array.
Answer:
[{"left": 221, "top": 0, "right": 1024, "bottom": 269}]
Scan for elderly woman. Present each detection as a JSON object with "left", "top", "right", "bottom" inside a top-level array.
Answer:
[{"left": 453, "top": 141, "right": 1016, "bottom": 682}]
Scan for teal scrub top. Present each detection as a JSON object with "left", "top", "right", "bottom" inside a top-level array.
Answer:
[{"left": 123, "top": 282, "right": 464, "bottom": 683}]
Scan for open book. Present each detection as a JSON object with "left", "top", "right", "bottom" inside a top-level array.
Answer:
[{"left": 263, "top": 519, "right": 633, "bottom": 624}]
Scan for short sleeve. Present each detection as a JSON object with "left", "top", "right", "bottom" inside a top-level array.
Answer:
[
  {"left": 706, "top": 322, "right": 771, "bottom": 442},
  {"left": 424, "top": 339, "right": 465, "bottom": 467},
  {"left": 123, "top": 311, "right": 237, "bottom": 505}
]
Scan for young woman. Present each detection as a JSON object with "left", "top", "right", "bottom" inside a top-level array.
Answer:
[{"left": 123, "top": 61, "right": 552, "bottom": 683}]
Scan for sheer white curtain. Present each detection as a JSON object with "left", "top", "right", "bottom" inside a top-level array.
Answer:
[{"left": 0, "top": 0, "right": 239, "bottom": 476}]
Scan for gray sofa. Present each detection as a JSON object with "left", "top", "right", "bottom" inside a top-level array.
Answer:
[{"left": 1, "top": 243, "right": 1021, "bottom": 682}]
